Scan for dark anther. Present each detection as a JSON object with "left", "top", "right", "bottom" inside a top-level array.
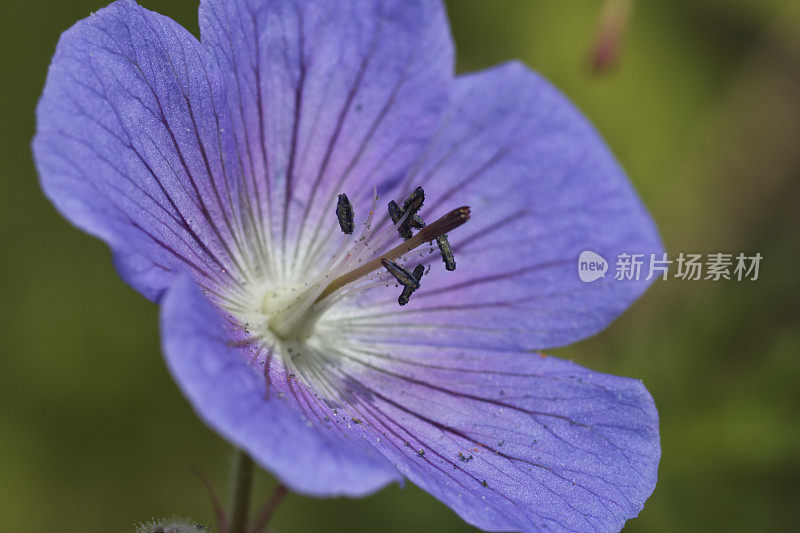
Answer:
[
  {"left": 387, "top": 200, "right": 402, "bottom": 224},
  {"left": 389, "top": 187, "right": 425, "bottom": 241},
  {"left": 336, "top": 193, "right": 354, "bottom": 235},
  {"left": 381, "top": 259, "right": 420, "bottom": 289},
  {"left": 398, "top": 288, "right": 412, "bottom": 307},
  {"left": 402, "top": 186, "right": 425, "bottom": 215},
  {"left": 398, "top": 264, "right": 425, "bottom": 306},
  {"left": 397, "top": 290, "right": 410, "bottom": 306},
  {"left": 388, "top": 200, "right": 413, "bottom": 240},
  {"left": 407, "top": 213, "right": 425, "bottom": 229},
  {"left": 436, "top": 234, "right": 456, "bottom": 271}
]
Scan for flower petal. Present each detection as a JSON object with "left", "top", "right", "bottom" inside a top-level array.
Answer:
[
  {"left": 34, "top": 0, "right": 245, "bottom": 300},
  {"left": 318, "top": 343, "right": 659, "bottom": 532},
  {"left": 351, "top": 61, "right": 662, "bottom": 351},
  {"left": 160, "top": 272, "right": 401, "bottom": 496},
  {"left": 199, "top": 0, "right": 453, "bottom": 274}
]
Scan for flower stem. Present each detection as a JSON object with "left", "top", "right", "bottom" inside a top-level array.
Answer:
[
  {"left": 228, "top": 450, "right": 254, "bottom": 533},
  {"left": 249, "top": 484, "right": 289, "bottom": 533},
  {"left": 190, "top": 466, "right": 227, "bottom": 532}
]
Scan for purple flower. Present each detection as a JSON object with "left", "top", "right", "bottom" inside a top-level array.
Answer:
[{"left": 33, "top": 0, "right": 662, "bottom": 531}]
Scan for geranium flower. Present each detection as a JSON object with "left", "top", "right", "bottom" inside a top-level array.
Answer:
[{"left": 33, "top": 0, "right": 662, "bottom": 531}]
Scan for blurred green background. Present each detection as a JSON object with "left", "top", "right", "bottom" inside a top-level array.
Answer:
[{"left": 2, "top": 0, "right": 799, "bottom": 531}]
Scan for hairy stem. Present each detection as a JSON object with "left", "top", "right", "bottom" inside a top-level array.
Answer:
[
  {"left": 229, "top": 450, "right": 254, "bottom": 533},
  {"left": 249, "top": 484, "right": 289, "bottom": 533}
]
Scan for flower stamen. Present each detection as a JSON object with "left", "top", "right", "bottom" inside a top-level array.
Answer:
[
  {"left": 315, "top": 205, "right": 470, "bottom": 303},
  {"left": 398, "top": 264, "right": 426, "bottom": 306},
  {"left": 336, "top": 193, "right": 355, "bottom": 235},
  {"left": 436, "top": 234, "right": 456, "bottom": 271},
  {"left": 380, "top": 259, "right": 421, "bottom": 290},
  {"left": 388, "top": 186, "right": 426, "bottom": 241},
  {"left": 402, "top": 186, "right": 425, "bottom": 215},
  {"left": 388, "top": 200, "right": 413, "bottom": 240}
]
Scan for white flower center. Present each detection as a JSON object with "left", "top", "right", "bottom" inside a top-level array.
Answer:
[
  {"left": 219, "top": 190, "right": 470, "bottom": 385},
  {"left": 260, "top": 283, "right": 321, "bottom": 340}
]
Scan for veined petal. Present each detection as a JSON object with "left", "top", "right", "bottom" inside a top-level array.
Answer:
[
  {"left": 312, "top": 340, "right": 659, "bottom": 532},
  {"left": 34, "top": 0, "right": 246, "bottom": 300},
  {"left": 199, "top": 0, "right": 453, "bottom": 279},
  {"left": 350, "top": 61, "right": 663, "bottom": 351},
  {"left": 160, "top": 272, "right": 401, "bottom": 496}
]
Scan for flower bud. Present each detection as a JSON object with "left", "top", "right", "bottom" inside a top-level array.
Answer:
[{"left": 136, "top": 518, "right": 208, "bottom": 533}]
